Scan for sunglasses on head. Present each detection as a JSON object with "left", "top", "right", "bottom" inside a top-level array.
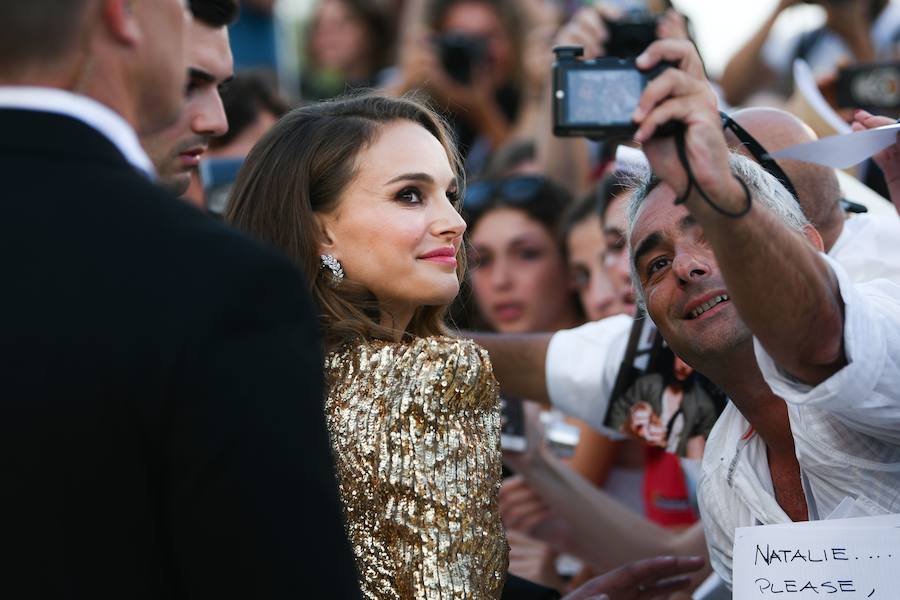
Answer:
[
  {"left": 463, "top": 175, "right": 551, "bottom": 214},
  {"left": 720, "top": 112, "right": 800, "bottom": 203}
]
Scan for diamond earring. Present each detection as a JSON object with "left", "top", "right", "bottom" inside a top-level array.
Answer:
[{"left": 320, "top": 254, "right": 344, "bottom": 283}]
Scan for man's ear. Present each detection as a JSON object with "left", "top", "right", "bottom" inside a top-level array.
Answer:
[
  {"left": 801, "top": 223, "right": 825, "bottom": 252},
  {"left": 101, "top": 0, "right": 142, "bottom": 46}
]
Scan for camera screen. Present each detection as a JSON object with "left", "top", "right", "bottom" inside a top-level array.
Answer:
[{"left": 566, "top": 69, "right": 643, "bottom": 125}]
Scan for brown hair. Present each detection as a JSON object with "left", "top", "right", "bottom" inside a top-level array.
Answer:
[{"left": 225, "top": 93, "right": 466, "bottom": 350}]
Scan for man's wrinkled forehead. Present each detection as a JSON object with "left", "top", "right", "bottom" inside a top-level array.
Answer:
[{"left": 629, "top": 186, "right": 695, "bottom": 265}]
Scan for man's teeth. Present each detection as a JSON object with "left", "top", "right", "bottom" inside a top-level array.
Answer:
[{"left": 690, "top": 294, "right": 729, "bottom": 319}]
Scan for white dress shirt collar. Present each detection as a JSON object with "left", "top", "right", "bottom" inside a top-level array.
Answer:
[{"left": 0, "top": 86, "right": 156, "bottom": 178}]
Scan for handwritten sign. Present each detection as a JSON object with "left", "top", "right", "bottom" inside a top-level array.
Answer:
[{"left": 733, "top": 521, "right": 900, "bottom": 599}]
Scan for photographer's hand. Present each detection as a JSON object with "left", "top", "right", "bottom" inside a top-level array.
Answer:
[
  {"left": 383, "top": 27, "right": 438, "bottom": 96},
  {"left": 554, "top": 3, "right": 622, "bottom": 60},
  {"left": 531, "top": 3, "right": 621, "bottom": 200},
  {"left": 656, "top": 9, "right": 690, "bottom": 43},
  {"left": 824, "top": 0, "right": 876, "bottom": 63},
  {"left": 385, "top": 28, "right": 510, "bottom": 148},
  {"left": 635, "top": 39, "right": 706, "bottom": 81},
  {"left": 429, "top": 63, "right": 511, "bottom": 147},
  {"left": 852, "top": 109, "right": 900, "bottom": 214},
  {"left": 719, "top": 0, "right": 801, "bottom": 106}
]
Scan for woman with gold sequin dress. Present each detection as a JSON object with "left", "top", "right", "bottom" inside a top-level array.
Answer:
[{"left": 225, "top": 94, "right": 508, "bottom": 599}]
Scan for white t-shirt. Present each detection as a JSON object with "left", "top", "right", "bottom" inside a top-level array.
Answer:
[
  {"left": 762, "top": 2, "right": 900, "bottom": 80},
  {"left": 545, "top": 313, "right": 631, "bottom": 437}
]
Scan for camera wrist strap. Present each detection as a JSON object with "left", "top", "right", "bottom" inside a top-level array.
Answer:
[{"left": 672, "top": 129, "right": 753, "bottom": 219}]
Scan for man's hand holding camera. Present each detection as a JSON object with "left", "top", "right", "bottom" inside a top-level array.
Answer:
[
  {"left": 631, "top": 40, "right": 745, "bottom": 211},
  {"left": 628, "top": 39, "right": 846, "bottom": 387}
]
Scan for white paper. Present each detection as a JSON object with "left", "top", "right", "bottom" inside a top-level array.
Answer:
[
  {"left": 732, "top": 518, "right": 900, "bottom": 600},
  {"left": 769, "top": 123, "right": 900, "bottom": 169},
  {"left": 793, "top": 59, "right": 852, "bottom": 137}
]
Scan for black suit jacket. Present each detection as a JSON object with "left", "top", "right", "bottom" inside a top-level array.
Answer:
[{"left": 0, "top": 109, "right": 360, "bottom": 599}]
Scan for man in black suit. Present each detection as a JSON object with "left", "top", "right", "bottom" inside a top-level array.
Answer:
[{"left": 0, "top": 1, "right": 359, "bottom": 597}]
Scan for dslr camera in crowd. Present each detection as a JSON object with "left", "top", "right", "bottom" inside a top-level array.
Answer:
[
  {"left": 604, "top": 9, "right": 658, "bottom": 59},
  {"left": 434, "top": 33, "right": 488, "bottom": 85},
  {"left": 552, "top": 46, "right": 675, "bottom": 140}
]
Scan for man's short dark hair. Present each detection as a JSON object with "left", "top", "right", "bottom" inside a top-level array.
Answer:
[
  {"left": 189, "top": 0, "right": 239, "bottom": 28},
  {"left": 0, "top": 0, "right": 90, "bottom": 73}
]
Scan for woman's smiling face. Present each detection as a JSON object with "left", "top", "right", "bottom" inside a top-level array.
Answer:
[{"left": 317, "top": 120, "right": 466, "bottom": 330}]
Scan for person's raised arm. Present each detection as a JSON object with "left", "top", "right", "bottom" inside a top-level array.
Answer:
[
  {"left": 852, "top": 109, "right": 900, "bottom": 215},
  {"left": 634, "top": 40, "right": 845, "bottom": 386},
  {"left": 470, "top": 313, "right": 632, "bottom": 428},
  {"left": 468, "top": 331, "right": 552, "bottom": 403},
  {"left": 533, "top": 5, "right": 617, "bottom": 198},
  {"left": 719, "top": 0, "right": 800, "bottom": 106}
]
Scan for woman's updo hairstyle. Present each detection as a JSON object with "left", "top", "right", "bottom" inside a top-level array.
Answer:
[{"left": 226, "top": 93, "right": 465, "bottom": 350}]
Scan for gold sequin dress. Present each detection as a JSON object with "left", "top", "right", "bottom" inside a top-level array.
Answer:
[{"left": 324, "top": 336, "right": 508, "bottom": 599}]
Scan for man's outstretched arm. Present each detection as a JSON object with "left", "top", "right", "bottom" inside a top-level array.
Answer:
[{"left": 467, "top": 331, "right": 553, "bottom": 403}]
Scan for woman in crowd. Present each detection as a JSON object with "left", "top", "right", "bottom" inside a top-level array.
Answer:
[
  {"left": 464, "top": 175, "right": 577, "bottom": 589},
  {"left": 386, "top": 0, "right": 527, "bottom": 170},
  {"left": 301, "top": 0, "right": 395, "bottom": 101},
  {"left": 562, "top": 172, "right": 635, "bottom": 323},
  {"left": 465, "top": 175, "right": 580, "bottom": 334},
  {"left": 226, "top": 94, "right": 508, "bottom": 598}
]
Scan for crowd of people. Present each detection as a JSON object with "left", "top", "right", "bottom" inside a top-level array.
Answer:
[{"left": 2, "top": 0, "right": 900, "bottom": 599}]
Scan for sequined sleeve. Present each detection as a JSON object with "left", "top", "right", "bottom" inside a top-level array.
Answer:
[{"left": 325, "top": 337, "right": 508, "bottom": 599}]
